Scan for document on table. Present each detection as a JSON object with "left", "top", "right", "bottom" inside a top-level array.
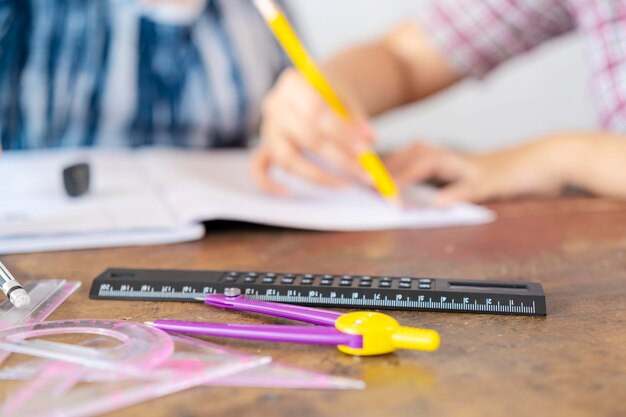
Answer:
[{"left": 0, "top": 148, "right": 495, "bottom": 254}]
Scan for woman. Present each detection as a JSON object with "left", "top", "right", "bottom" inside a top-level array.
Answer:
[
  {"left": 0, "top": 0, "right": 286, "bottom": 150},
  {"left": 256, "top": 0, "right": 626, "bottom": 204}
]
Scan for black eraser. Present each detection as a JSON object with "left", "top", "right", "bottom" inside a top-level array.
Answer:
[{"left": 63, "top": 163, "right": 90, "bottom": 197}]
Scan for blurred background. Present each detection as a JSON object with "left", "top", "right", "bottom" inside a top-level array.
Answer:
[{"left": 289, "top": 0, "right": 595, "bottom": 153}]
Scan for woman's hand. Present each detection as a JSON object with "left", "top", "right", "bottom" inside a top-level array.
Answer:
[
  {"left": 252, "top": 68, "right": 374, "bottom": 194},
  {"left": 385, "top": 137, "right": 575, "bottom": 205},
  {"left": 250, "top": 21, "right": 465, "bottom": 195}
]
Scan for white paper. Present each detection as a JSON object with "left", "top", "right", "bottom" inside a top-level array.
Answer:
[
  {"left": 0, "top": 147, "right": 495, "bottom": 254},
  {"left": 0, "top": 224, "right": 206, "bottom": 255},
  {"left": 139, "top": 148, "right": 495, "bottom": 231}
]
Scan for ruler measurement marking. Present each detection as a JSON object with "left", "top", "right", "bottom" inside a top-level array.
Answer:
[
  {"left": 98, "top": 289, "right": 540, "bottom": 315},
  {"left": 91, "top": 269, "right": 546, "bottom": 316}
]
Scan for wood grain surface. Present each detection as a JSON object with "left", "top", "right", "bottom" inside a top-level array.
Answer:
[{"left": 1, "top": 197, "right": 624, "bottom": 417}]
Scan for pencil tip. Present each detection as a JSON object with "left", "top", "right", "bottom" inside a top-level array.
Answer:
[{"left": 144, "top": 321, "right": 154, "bottom": 326}]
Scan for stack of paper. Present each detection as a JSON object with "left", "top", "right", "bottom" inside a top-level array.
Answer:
[{"left": 0, "top": 148, "right": 495, "bottom": 254}]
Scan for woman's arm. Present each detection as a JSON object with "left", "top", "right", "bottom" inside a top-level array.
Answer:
[
  {"left": 562, "top": 134, "right": 626, "bottom": 199},
  {"left": 321, "top": 23, "right": 461, "bottom": 116},
  {"left": 384, "top": 133, "right": 626, "bottom": 205},
  {"left": 253, "top": 23, "right": 462, "bottom": 193}
]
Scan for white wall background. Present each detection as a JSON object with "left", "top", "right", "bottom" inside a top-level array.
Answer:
[{"left": 287, "top": 0, "right": 596, "bottom": 152}]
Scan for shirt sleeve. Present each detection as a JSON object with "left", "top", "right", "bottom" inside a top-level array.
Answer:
[
  {"left": 575, "top": 1, "right": 626, "bottom": 132},
  {"left": 415, "top": 0, "right": 577, "bottom": 78}
]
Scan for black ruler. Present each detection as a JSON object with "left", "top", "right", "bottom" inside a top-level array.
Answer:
[{"left": 89, "top": 268, "right": 546, "bottom": 316}]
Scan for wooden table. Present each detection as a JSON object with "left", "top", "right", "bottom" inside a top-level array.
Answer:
[{"left": 1, "top": 197, "right": 625, "bottom": 417}]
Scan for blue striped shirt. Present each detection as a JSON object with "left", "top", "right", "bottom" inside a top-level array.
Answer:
[{"left": 0, "top": 0, "right": 288, "bottom": 150}]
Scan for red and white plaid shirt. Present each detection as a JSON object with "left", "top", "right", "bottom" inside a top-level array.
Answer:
[{"left": 417, "top": 0, "right": 626, "bottom": 131}]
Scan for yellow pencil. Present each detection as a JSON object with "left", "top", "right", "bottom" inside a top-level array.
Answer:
[{"left": 253, "top": 0, "right": 400, "bottom": 203}]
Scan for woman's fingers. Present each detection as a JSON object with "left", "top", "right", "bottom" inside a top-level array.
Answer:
[
  {"left": 254, "top": 68, "right": 374, "bottom": 191},
  {"left": 253, "top": 122, "right": 350, "bottom": 193},
  {"left": 275, "top": 140, "right": 349, "bottom": 187},
  {"left": 386, "top": 143, "right": 453, "bottom": 184},
  {"left": 434, "top": 180, "right": 486, "bottom": 206},
  {"left": 266, "top": 105, "right": 367, "bottom": 182},
  {"left": 384, "top": 141, "right": 496, "bottom": 205},
  {"left": 251, "top": 149, "right": 287, "bottom": 195}
]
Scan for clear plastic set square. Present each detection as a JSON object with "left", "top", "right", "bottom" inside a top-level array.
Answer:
[{"left": 0, "top": 280, "right": 364, "bottom": 417}]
